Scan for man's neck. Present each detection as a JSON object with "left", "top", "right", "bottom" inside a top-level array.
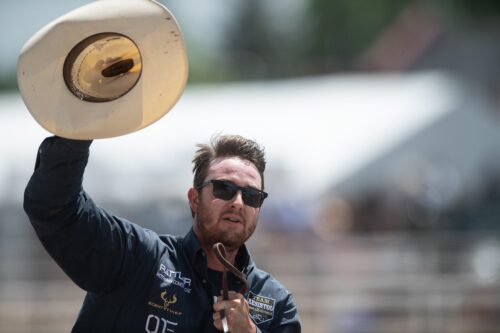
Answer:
[
  {"left": 204, "top": 243, "right": 239, "bottom": 271},
  {"left": 192, "top": 228, "right": 241, "bottom": 271}
]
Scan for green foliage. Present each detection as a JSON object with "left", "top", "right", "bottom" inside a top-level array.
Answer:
[
  {"left": 2, "top": 0, "right": 499, "bottom": 89},
  {"left": 0, "top": 73, "right": 18, "bottom": 92},
  {"left": 426, "top": 0, "right": 500, "bottom": 25},
  {"left": 304, "top": 0, "right": 414, "bottom": 72},
  {"left": 219, "top": 0, "right": 500, "bottom": 79},
  {"left": 221, "top": 0, "right": 277, "bottom": 81}
]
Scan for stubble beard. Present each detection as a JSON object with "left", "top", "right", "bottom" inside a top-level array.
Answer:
[{"left": 195, "top": 210, "right": 256, "bottom": 251}]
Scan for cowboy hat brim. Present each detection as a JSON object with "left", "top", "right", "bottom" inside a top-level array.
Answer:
[{"left": 17, "top": 0, "right": 188, "bottom": 139}]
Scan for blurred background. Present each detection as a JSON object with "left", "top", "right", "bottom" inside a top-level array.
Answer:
[{"left": 1, "top": 0, "right": 500, "bottom": 332}]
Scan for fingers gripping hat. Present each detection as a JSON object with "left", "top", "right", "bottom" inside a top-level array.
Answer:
[{"left": 17, "top": 0, "right": 188, "bottom": 139}]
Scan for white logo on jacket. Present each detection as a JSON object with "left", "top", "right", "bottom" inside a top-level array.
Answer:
[
  {"left": 156, "top": 264, "right": 192, "bottom": 293},
  {"left": 145, "top": 314, "right": 178, "bottom": 333}
]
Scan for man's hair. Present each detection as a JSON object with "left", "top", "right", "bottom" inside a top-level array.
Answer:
[{"left": 192, "top": 134, "right": 266, "bottom": 190}]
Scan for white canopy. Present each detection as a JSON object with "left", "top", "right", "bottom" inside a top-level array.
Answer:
[{"left": 1, "top": 71, "right": 495, "bottom": 206}]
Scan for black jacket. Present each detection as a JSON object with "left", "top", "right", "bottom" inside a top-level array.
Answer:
[{"left": 24, "top": 137, "right": 301, "bottom": 333}]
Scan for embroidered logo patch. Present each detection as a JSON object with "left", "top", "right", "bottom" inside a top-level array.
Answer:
[
  {"left": 247, "top": 292, "right": 275, "bottom": 324},
  {"left": 156, "top": 264, "right": 192, "bottom": 294},
  {"left": 148, "top": 290, "right": 183, "bottom": 316}
]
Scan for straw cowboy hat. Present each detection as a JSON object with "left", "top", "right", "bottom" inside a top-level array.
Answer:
[{"left": 17, "top": 0, "right": 188, "bottom": 139}]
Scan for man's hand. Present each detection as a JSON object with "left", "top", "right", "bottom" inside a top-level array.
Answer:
[{"left": 213, "top": 291, "right": 256, "bottom": 333}]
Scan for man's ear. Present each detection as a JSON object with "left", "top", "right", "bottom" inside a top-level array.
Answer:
[{"left": 188, "top": 187, "right": 199, "bottom": 214}]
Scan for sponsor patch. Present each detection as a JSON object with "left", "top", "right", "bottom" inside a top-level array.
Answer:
[
  {"left": 156, "top": 264, "right": 192, "bottom": 293},
  {"left": 148, "top": 290, "right": 183, "bottom": 316},
  {"left": 247, "top": 292, "right": 275, "bottom": 324}
]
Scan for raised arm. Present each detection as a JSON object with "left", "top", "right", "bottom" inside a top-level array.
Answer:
[
  {"left": 24, "top": 136, "right": 155, "bottom": 294},
  {"left": 24, "top": 136, "right": 92, "bottom": 231}
]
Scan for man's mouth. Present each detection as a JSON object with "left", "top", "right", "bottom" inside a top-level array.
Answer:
[{"left": 222, "top": 214, "right": 242, "bottom": 224}]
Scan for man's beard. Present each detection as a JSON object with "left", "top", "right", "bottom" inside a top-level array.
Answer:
[{"left": 195, "top": 212, "right": 256, "bottom": 251}]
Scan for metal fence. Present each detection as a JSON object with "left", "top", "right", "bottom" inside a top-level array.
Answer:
[{"left": 1, "top": 203, "right": 499, "bottom": 333}]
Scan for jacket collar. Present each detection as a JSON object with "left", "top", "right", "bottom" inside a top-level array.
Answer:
[{"left": 182, "top": 228, "right": 254, "bottom": 277}]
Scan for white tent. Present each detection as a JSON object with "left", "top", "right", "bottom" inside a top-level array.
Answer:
[{"left": 1, "top": 71, "right": 497, "bottom": 207}]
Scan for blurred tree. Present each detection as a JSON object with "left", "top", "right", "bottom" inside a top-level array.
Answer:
[
  {"left": 2, "top": 0, "right": 500, "bottom": 90},
  {"left": 221, "top": 0, "right": 276, "bottom": 80},
  {"left": 222, "top": 0, "right": 428, "bottom": 77},
  {"left": 433, "top": 0, "right": 500, "bottom": 24},
  {"left": 221, "top": 0, "right": 500, "bottom": 80},
  {"left": 0, "top": 73, "right": 17, "bottom": 91},
  {"left": 222, "top": 0, "right": 310, "bottom": 80},
  {"left": 303, "top": 0, "right": 414, "bottom": 73}
]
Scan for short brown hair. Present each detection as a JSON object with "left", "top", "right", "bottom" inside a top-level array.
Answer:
[{"left": 192, "top": 134, "right": 266, "bottom": 190}]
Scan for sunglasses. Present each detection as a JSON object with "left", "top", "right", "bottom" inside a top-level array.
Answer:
[{"left": 197, "top": 179, "right": 268, "bottom": 208}]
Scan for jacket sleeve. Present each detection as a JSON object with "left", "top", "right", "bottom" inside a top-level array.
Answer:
[
  {"left": 262, "top": 294, "right": 301, "bottom": 333},
  {"left": 23, "top": 136, "right": 155, "bottom": 295},
  {"left": 257, "top": 293, "right": 301, "bottom": 333}
]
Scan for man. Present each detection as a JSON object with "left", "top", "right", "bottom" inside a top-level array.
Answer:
[{"left": 24, "top": 134, "right": 301, "bottom": 333}]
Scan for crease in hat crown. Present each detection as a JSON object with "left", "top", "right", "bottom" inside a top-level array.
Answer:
[{"left": 17, "top": 0, "right": 189, "bottom": 139}]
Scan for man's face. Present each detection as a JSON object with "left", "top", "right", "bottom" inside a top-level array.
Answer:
[{"left": 189, "top": 156, "right": 263, "bottom": 250}]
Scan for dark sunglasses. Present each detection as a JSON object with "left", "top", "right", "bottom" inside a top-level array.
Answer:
[{"left": 197, "top": 179, "right": 268, "bottom": 208}]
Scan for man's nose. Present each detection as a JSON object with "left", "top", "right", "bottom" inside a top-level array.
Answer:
[{"left": 230, "top": 190, "right": 244, "bottom": 208}]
